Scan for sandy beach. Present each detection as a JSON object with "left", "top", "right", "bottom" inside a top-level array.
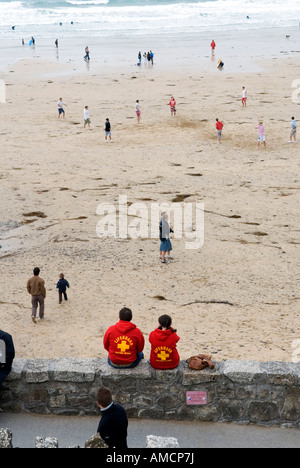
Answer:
[{"left": 0, "top": 29, "right": 299, "bottom": 363}]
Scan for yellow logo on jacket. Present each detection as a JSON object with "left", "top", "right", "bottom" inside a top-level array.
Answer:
[
  {"left": 154, "top": 346, "right": 173, "bottom": 362},
  {"left": 114, "top": 336, "right": 133, "bottom": 354}
]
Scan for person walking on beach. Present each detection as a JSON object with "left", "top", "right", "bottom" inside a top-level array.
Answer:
[
  {"left": 84, "top": 46, "right": 90, "bottom": 61},
  {"left": 256, "top": 120, "right": 266, "bottom": 148},
  {"left": 169, "top": 96, "right": 176, "bottom": 116},
  {"left": 96, "top": 387, "right": 128, "bottom": 449},
  {"left": 159, "top": 212, "right": 174, "bottom": 263},
  {"left": 105, "top": 118, "right": 112, "bottom": 142},
  {"left": 289, "top": 117, "right": 297, "bottom": 142},
  {"left": 56, "top": 273, "right": 70, "bottom": 304},
  {"left": 57, "top": 98, "right": 67, "bottom": 119},
  {"left": 138, "top": 51, "right": 142, "bottom": 66},
  {"left": 84, "top": 105, "right": 91, "bottom": 129},
  {"left": 27, "top": 267, "right": 46, "bottom": 323},
  {"left": 149, "top": 315, "right": 180, "bottom": 370},
  {"left": 135, "top": 100, "right": 141, "bottom": 123},
  {"left": 242, "top": 86, "right": 247, "bottom": 107},
  {"left": 211, "top": 40, "right": 216, "bottom": 52},
  {"left": 55, "top": 39, "right": 58, "bottom": 48},
  {"left": 215, "top": 118, "right": 224, "bottom": 143}
]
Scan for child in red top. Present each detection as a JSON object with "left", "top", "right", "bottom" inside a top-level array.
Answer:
[
  {"left": 149, "top": 315, "right": 180, "bottom": 370},
  {"left": 103, "top": 308, "right": 145, "bottom": 369},
  {"left": 211, "top": 40, "right": 216, "bottom": 51},
  {"left": 215, "top": 118, "right": 224, "bottom": 143}
]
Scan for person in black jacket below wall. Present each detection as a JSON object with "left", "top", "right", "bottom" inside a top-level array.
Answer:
[
  {"left": 0, "top": 330, "right": 15, "bottom": 388},
  {"left": 96, "top": 387, "right": 128, "bottom": 449}
]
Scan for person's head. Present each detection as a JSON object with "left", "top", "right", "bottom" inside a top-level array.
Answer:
[
  {"left": 242, "top": 86, "right": 245, "bottom": 89},
  {"left": 158, "top": 314, "right": 177, "bottom": 332},
  {"left": 136, "top": 100, "right": 139, "bottom": 103},
  {"left": 119, "top": 307, "right": 132, "bottom": 322},
  {"left": 85, "top": 106, "right": 88, "bottom": 109},
  {"left": 59, "top": 98, "right": 62, "bottom": 101},
  {"left": 161, "top": 211, "right": 168, "bottom": 221},
  {"left": 33, "top": 267, "right": 40, "bottom": 276},
  {"left": 59, "top": 273, "right": 64, "bottom": 279},
  {"left": 216, "top": 118, "right": 219, "bottom": 122},
  {"left": 96, "top": 387, "right": 112, "bottom": 409},
  {"left": 106, "top": 118, "right": 109, "bottom": 122},
  {"left": 292, "top": 116, "right": 295, "bottom": 120},
  {"left": 259, "top": 120, "right": 263, "bottom": 125}
]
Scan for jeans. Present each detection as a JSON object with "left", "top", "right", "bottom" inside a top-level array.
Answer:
[{"left": 108, "top": 352, "right": 144, "bottom": 369}]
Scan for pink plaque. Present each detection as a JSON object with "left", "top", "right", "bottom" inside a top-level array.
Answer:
[{"left": 186, "top": 391, "right": 207, "bottom": 405}]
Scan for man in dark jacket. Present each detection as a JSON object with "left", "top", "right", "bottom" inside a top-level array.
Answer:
[
  {"left": 0, "top": 330, "right": 15, "bottom": 387},
  {"left": 96, "top": 387, "right": 128, "bottom": 449}
]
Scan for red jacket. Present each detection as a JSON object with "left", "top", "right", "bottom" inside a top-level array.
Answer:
[
  {"left": 149, "top": 328, "right": 180, "bottom": 370},
  {"left": 103, "top": 321, "right": 145, "bottom": 365}
]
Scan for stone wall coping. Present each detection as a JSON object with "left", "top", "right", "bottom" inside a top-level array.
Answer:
[{"left": 7, "top": 358, "right": 300, "bottom": 385}]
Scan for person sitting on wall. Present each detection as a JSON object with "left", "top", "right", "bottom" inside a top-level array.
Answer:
[
  {"left": 0, "top": 330, "right": 15, "bottom": 388},
  {"left": 103, "top": 307, "right": 145, "bottom": 369},
  {"left": 149, "top": 315, "right": 180, "bottom": 370}
]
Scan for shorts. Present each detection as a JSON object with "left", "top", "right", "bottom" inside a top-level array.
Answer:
[
  {"left": 258, "top": 135, "right": 266, "bottom": 142},
  {"left": 105, "top": 131, "right": 111, "bottom": 137},
  {"left": 170, "top": 106, "right": 176, "bottom": 112},
  {"left": 84, "top": 118, "right": 91, "bottom": 124},
  {"left": 290, "top": 128, "right": 297, "bottom": 137},
  {"left": 242, "top": 97, "right": 247, "bottom": 102},
  {"left": 136, "top": 110, "right": 141, "bottom": 117},
  {"left": 58, "top": 108, "right": 64, "bottom": 114}
]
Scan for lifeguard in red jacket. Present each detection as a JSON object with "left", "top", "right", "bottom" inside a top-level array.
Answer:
[
  {"left": 103, "top": 307, "right": 145, "bottom": 369},
  {"left": 149, "top": 315, "right": 180, "bottom": 370}
]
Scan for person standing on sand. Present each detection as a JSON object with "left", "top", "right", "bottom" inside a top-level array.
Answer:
[
  {"left": 289, "top": 117, "right": 297, "bottom": 142},
  {"left": 169, "top": 96, "right": 176, "bottom": 116},
  {"left": 215, "top": 118, "right": 223, "bottom": 143},
  {"left": 242, "top": 86, "right": 247, "bottom": 107},
  {"left": 256, "top": 120, "right": 266, "bottom": 148},
  {"left": 84, "top": 105, "right": 91, "bottom": 129},
  {"left": 84, "top": 46, "right": 90, "bottom": 61},
  {"left": 105, "top": 118, "right": 112, "bottom": 142},
  {"left": 159, "top": 212, "right": 174, "bottom": 263},
  {"left": 211, "top": 40, "right": 216, "bottom": 52},
  {"left": 57, "top": 98, "right": 67, "bottom": 119},
  {"left": 135, "top": 100, "right": 141, "bottom": 123},
  {"left": 27, "top": 267, "right": 46, "bottom": 323}
]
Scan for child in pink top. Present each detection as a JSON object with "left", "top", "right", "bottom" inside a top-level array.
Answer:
[{"left": 256, "top": 121, "right": 266, "bottom": 148}]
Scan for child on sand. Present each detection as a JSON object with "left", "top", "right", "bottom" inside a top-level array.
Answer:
[
  {"left": 169, "top": 96, "right": 176, "bottom": 116},
  {"left": 135, "top": 100, "right": 141, "bottom": 123},
  {"left": 159, "top": 212, "right": 174, "bottom": 263},
  {"left": 256, "top": 120, "right": 266, "bottom": 148},
  {"left": 56, "top": 273, "right": 70, "bottom": 304},
  {"left": 215, "top": 118, "right": 223, "bottom": 143},
  {"left": 105, "top": 118, "right": 112, "bottom": 142},
  {"left": 242, "top": 87, "right": 247, "bottom": 107},
  {"left": 289, "top": 117, "right": 297, "bottom": 142},
  {"left": 149, "top": 315, "right": 180, "bottom": 370},
  {"left": 84, "top": 106, "right": 91, "bottom": 129}
]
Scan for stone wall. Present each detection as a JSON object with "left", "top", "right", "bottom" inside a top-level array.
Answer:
[{"left": 0, "top": 358, "right": 299, "bottom": 428}]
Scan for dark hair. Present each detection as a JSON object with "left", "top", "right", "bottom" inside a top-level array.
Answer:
[
  {"left": 292, "top": 117, "right": 295, "bottom": 120},
  {"left": 33, "top": 267, "right": 40, "bottom": 276},
  {"left": 119, "top": 307, "right": 132, "bottom": 322},
  {"left": 96, "top": 387, "right": 112, "bottom": 408},
  {"left": 158, "top": 314, "right": 177, "bottom": 333}
]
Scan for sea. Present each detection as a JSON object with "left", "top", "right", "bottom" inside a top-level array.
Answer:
[{"left": 0, "top": 0, "right": 300, "bottom": 40}]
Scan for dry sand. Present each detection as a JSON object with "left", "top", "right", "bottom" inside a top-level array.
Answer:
[{"left": 0, "top": 54, "right": 299, "bottom": 363}]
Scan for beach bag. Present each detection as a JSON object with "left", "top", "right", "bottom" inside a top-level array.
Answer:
[{"left": 186, "top": 354, "right": 215, "bottom": 371}]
